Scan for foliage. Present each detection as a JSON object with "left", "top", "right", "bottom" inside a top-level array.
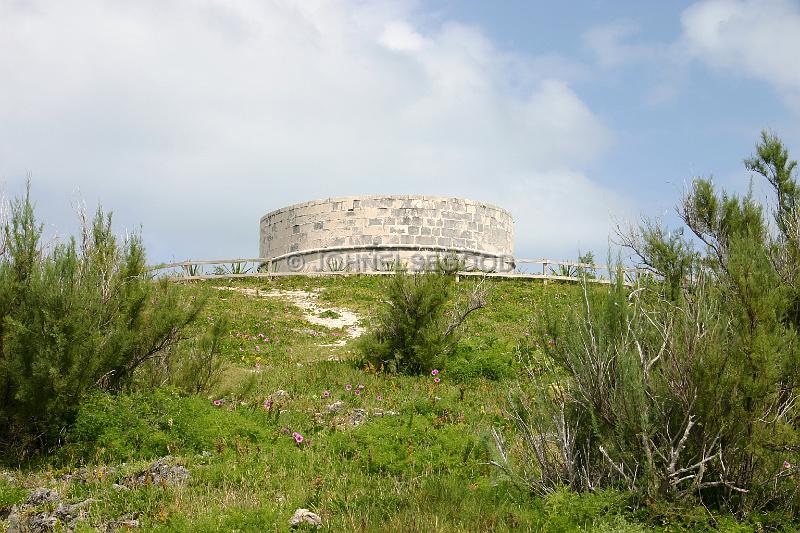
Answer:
[
  {"left": 63, "top": 389, "right": 273, "bottom": 463},
  {"left": 500, "top": 132, "right": 800, "bottom": 516},
  {"left": 359, "top": 266, "right": 455, "bottom": 374},
  {"left": 0, "top": 479, "right": 26, "bottom": 514},
  {"left": 325, "top": 256, "right": 347, "bottom": 272},
  {"left": 137, "top": 315, "right": 229, "bottom": 394},
  {"left": 317, "top": 309, "right": 340, "bottom": 319},
  {"left": 325, "top": 413, "right": 491, "bottom": 477},
  {"left": 0, "top": 185, "right": 219, "bottom": 456},
  {"left": 551, "top": 251, "right": 598, "bottom": 279},
  {"left": 1, "top": 270, "right": 795, "bottom": 529},
  {"left": 359, "top": 261, "right": 486, "bottom": 375},
  {"left": 447, "top": 338, "right": 515, "bottom": 381},
  {"left": 213, "top": 262, "right": 251, "bottom": 275}
]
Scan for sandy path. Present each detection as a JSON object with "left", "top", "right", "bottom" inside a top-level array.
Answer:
[{"left": 215, "top": 286, "right": 364, "bottom": 346}]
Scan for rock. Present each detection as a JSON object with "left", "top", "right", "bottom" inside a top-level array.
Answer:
[
  {"left": 372, "top": 409, "right": 398, "bottom": 417},
  {"left": 326, "top": 400, "right": 344, "bottom": 412},
  {"left": 54, "top": 499, "right": 97, "bottom": 522},
  {"left": 8, "top": 509, "right": 58, "bottom": 532},
  {"left": 289, "top": 508, "right": 322, "bottom": 529},
  {"left": 107, "top": 516, "right": 141, "bottom": 530},
  {"left": 130, "top": 457, "right": 190, "bottom": 487},
  {"left": 348, "top": 409, "right": 367, "bottom": 426},
  {"left": 7, "top": 494, "right": 95, "bottom": 533},
  {"left": 271, "top": 390, "right": 290, "bottom": 400},
  {"left": 25, "top": 488, "right": 59, "bottom": 506}
]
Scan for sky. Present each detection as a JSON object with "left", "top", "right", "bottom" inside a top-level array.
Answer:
[{"left": 1, "top": 0, "right": 799, "bottom": 263}]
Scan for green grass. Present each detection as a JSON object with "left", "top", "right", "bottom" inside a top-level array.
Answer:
[{"left": 0, "top": 276, "right": 791, "bottom": 531}]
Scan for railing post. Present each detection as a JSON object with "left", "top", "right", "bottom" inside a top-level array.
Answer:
[{"left": 543, "top": 261, "right": 548, "bottom": 285}]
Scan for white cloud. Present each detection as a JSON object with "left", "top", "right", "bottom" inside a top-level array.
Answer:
[
  {"left": 0, "top": 0, "right": 625, "bottom": 261},
  {"left": 681, "top": 0, "right": 800, "bottom": 109},
  {"left": 380, "top": 21, "right": 427, "bottom": 52}
]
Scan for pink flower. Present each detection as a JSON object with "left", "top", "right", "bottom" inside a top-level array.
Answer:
[
  {"left": 263, "top": 399, "right": 272, "bottom": 410},
  {"left": 357, "top": 384, "right": 365, "bottom": 390},
  {"left": 345, "top": 384, "right": 352, "bottom": 391},
  {"left": 292, "top": 432, "right": 304, "bottom": 444},
  {"left": 376, "top": 394, "right": 383, "bottom": 401},
  {"left": 784, "top": 460, "right": 793, "bottom": 469},
  {"left": 212, "top": 399, "right": 223, "bottom": 407},
  {"left": 431, "top": 369, "right": 439, "bottom": 376},
  {"left": 255, "top": 345, "right": 261, "bottom": 352},
  {"left": 354, "top": 389, "right": 361, "bottom": 396},
  {"left": 434, "top": 377, "right": 441, "bottom": 384},
  {"left": 322, "top": 390, "right": 331, "bottom": 398},
  {"left": 258, "top": 332, "right": 265, "bottom": 338},
  {"left": 255, "top": 363, "right": 262, "bottom": 371}
]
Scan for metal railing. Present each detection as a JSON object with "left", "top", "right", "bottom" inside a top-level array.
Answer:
[{"left": 148, "top": 255, "right": 648, "bottom": 285}]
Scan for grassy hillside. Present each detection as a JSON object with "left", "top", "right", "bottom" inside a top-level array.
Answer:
[{"left": 0, "top": 276, "right": 780, "bottom": 531}]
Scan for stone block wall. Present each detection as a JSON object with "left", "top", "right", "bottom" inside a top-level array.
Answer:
[{"left": 259, "top": 195, "right": 514, "bottom": 272}]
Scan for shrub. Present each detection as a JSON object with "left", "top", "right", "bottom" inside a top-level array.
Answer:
[
  {"left": 0, "top": 185, "right": 219, "bottom": 455},
  {"left": 63, "top": 389, "right": 274, "bottom": 463},
  {"left": 0, "top": 479, "right": 26, "bottom": 515},
  {"left": 138, "top": 313, "right": 229, "bottom": 394},
  {"left": 359, "top": 261, "right": 486, "bottom": 375},
  {"left": 447, "top": 340, "right": 515, "bottom": 382},
  {"left": 324, "top": 413, "right": 491, "bottom": 477},
  {"left": 551, "top": 251, "right": 597, "bottom": 280},
  {"left": 497, "top": 132, "right": 800, "bottom": 516}
]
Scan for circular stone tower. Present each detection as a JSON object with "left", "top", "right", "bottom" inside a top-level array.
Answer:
[{"left": 260, "top": 195, "right": 514, "bottom": 273}]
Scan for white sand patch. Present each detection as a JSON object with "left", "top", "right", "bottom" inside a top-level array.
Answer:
[{"left": 215, "top": 286, "right": 364, "bottom": 346}]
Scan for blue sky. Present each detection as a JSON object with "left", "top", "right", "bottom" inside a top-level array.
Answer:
[
  {"left": 1, "top": 0, "right": 799, "bottom": 263},
  {"left": 439, "top": 0, "right": 800, "bottom": 208}
]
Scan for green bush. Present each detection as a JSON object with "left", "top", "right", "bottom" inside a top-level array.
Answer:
[
  {"left": 137, "top": 314, "right": 229, "bottom": 395},
  {"left": 360, "top": 266, "right": 458, "bottom": 374},
  {"left": 63, "top": 389, "right": 274, "bottom": 462},
  {"left": 500, "top": 132, "right": 800, "bottom": 516},
  {"left": 0, "top": 479, "right": 26, "bottom": 515},
  {"left": 325, "top": 413, "right": 490, "bottom": 477},
  {"left": 0, "top": 185, "right": 219, "bottom": 455},
  {"left": 447, "top": 340, "right": 515, "bottom": 381}
]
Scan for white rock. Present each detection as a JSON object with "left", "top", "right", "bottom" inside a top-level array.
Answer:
[
  {"left": 25, "top": 488, "right": 59, "bottom": 505},
  {"left": 289, "top": 508, "right": 322, "bottom": 529},
  {"left": 326, "top": 400, "right": 345, "bottom": 412},
  {"left": 348, "top": 409, "right": 368, "bottom": 426}
]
